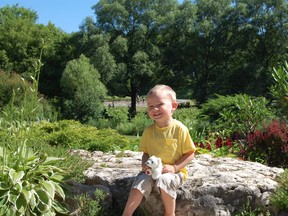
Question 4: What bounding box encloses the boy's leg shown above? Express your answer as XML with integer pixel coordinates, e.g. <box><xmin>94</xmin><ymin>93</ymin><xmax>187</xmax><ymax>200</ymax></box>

<box><xmin>122</xmin><ymin>188</ymin><xmax>144</xmax><ymax>216</ymax></box>
<box><xmin>160</xmin><ymin>188</ymin><xmax>176</xmax><ymax>216</ymax></box>
<box><xmin>156</xmin><ymin>173</ymin><xmax>184</xmax><ymax>216</ymax></box>
<box><xmin>122</xmin><ymin>172</ymin><xmax>154</xmax><ymax>216</ymax></box>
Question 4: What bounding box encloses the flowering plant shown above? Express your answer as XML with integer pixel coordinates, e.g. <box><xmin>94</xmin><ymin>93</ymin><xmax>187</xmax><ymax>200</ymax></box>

<box><xmin>243</xmin><ymin>120</ymin><xmax>288</xmax><ymax>168</ymax></box>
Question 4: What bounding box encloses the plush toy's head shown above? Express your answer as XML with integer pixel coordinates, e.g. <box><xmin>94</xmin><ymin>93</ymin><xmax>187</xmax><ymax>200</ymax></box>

<box><xmin>145</xmin><ymin>155</ymin><xmax>162</xmax><ymax>179</ymax></box>
<box><xmin>146</xmin><ymin>155</ymin><xmax>161</xmax><ymax>169</ymax></box>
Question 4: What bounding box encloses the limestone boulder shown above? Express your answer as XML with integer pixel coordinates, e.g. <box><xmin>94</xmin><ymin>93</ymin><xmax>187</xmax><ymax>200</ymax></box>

<box><xmin>70</xmin><ymin>150</ymin><xmax>284</xmax><ymax>216</ymax></box>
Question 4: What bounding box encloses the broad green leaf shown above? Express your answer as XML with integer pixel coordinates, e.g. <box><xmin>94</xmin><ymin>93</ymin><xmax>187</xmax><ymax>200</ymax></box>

<box><xmin>42</xmin><ymin>211</ymin><xmax>56</xmax><ymax>216</ymax></box>
<box><xmin>8</xmin><ymin>193</ymin><xmax>18</xmax><ymax>204</ymax></box>
<box><xmin>0</xmin><ymin>206</ymin><xmax>8</xmax><ymax>216</ymax></box>
<box><xmin>22</xmin><ymin>187</ymin><xmax>32</xmax><ymax>202</ymax></box>
<box><xmin>0</xmin><ymin>194</ymin><xmax>8</xmax><ymax>206</ymax></box>
<box><xmin>0</xmin><ymin>182</ymin><xmax>9</xmax><ymax>190</ymax></box>
<box><xmin>52</xmin><ymin>182</ymin><xmax>65</xmax><ymax>200</ymax></box>
<box><xmin>53</xmin><ymin>200</ymin><xmax>69</xmax><ymax>214</ymax></box>
<box><xmin>29</xmin><ymin>189</ymin><xmax>37</xmax><ymax>209</ymax></box>
<box><xmin>50</xmin><ymin>173</ymin><xmax>65</xmax><ymax>182</ymax></box>
<box><xmin>50</xmin><ymin>165</ymin><xmax>67</xmax><ymax>174</ymax></box>
<box><xmin>9</xmin><ymin>170</ymin><xmax>24</xmax><ymax>185</ymax></box>
<box><xmin>14</xmin><ymin>181</ymin><xmax>23</xmax><ymax>193</ymax></box>
<box><xmin>26</xmin><ymin>154</ymin><xmax>40</xmax><ymax>163</ymax></box>
<box><xmin>5</xmin><ymin>208</ymin><xmax>15</xmax><ymax>216</ymax></box>
<box><xmin>42</xmin><ymin>157</ymin><xmax>65</xmax><ymax>165</ymax></box>
<box><xmin>36</xmin><ymin>190</ymin><xmax>52</xmax><ymax>211</ymax></box>
<box><xmin>41</xmin><ymin>181</ymin><xmax>55</xmax><ymax>199</ymax></box>
<box><xmin>42</xmin><ymin>211</ymin><xmax>55</xmax><ymax>216</ymax></box>
<box><xmin>15</xmin><ymin>193</ymin><xmax>27</xmax><ymax>213</ymax></box>
<box><xmin>0</xmin><ymin>165</ymin><xmax>10</xmax><ymax>173</ymax></box>
<box><xmin>37</xmin><ymin>200</ymin><xmax>50</xmax><ymax>213</ymax></box>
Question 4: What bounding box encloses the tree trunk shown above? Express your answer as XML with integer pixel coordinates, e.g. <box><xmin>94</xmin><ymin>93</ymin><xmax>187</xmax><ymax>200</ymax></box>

<box><xmin>130</xmin><ymin>82</ymin><xmax>137</xmax><ymax>118</ymax></box>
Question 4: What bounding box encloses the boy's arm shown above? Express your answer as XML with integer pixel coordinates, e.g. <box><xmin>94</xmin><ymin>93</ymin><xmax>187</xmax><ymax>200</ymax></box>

<box><xmin>173</xmin><ymin>151</ymin><xmax>195</xmax><ymax>172</ymax></box>
<box><xmin>162</xmin><ymin>151</ymin><xmax>195</xmax><ymax>174</ymax></box>
<box><xmin>141</xmin><ymin>152</ymin><xmax>150</xmax><ymax>172</ymax></box>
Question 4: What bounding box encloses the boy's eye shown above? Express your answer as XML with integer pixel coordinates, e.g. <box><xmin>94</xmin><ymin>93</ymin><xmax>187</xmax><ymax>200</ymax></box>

<box><xmin>148</xmin><ymin>103</ymin><xmax>164</xmax><ymax>110</ymax></box>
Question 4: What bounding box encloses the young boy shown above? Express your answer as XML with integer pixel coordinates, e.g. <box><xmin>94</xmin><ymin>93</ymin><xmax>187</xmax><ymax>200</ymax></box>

<box><xmin>122</xmin><ymin>85</ymin><xmax>196</xmax><ymax>216</ymax></box>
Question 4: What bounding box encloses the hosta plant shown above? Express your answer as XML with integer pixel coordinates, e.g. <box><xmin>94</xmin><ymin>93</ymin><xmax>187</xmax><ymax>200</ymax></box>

<box><xmin>0</xmin><ymin>141</ymin><xmax>69</xmax><ymax>216</ymax></box>
<box><xmin>0</xmin><ymin>46</ymin><xmax>69</xmax><ymax>215</ymax></box>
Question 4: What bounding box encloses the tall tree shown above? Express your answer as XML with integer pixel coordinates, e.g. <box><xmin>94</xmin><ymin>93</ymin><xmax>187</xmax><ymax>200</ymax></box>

<box><xmin>155</xmin><ymin>0</ymin><xmax>197</xmax><ymax>98</ymax></box>
<box><xmin>189</xmin><ymin>0</ymin><xmax>234</xmax><ymax>102</ymax></box>
<box><xmin>0</xmin><ymin>5</ymin><xmax>39</xmax><ymax>73</ymax></box>
<box><xmin>176</xmin><ymin>0</ymin><xmax>288</xmax><ymax>102</ymax></box>
<box><xmin>229</xmin><ymin>0</ymin><xmax>288</xmax><ymax>95</ymax></box>
<box><xmin>90</xmin><ymin>0</ymin><xmax>180</xmax><ymax>116</ymax></box>
<box><xmin>0</xmin><ymin>4</ymin><xmax>69</xmax><ymax>99</ymax></box>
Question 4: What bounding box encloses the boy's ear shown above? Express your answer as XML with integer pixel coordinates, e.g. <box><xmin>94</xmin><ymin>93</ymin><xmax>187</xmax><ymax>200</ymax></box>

<box><xmin>172</xmin><ymin>101</ymin><xmax>178</xmax><ymax>112</ymax></box>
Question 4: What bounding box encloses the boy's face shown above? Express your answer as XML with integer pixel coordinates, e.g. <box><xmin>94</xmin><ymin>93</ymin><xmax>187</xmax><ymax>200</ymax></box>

<box><xmin>146</xmin><ymin>91</ymin><xmax>178</xmax><ymax>127</ymax></box>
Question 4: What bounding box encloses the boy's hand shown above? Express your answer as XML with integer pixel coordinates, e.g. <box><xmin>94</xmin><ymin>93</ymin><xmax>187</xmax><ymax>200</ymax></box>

<box><xmin>162</xmin><ymin>164</ymin><xmax>177</xmax><ymax>174</ymax></box>
<box><xmin>141</xmin><ymin>163</ymin><xmax>150</xmax><ymax>172</ymax></box>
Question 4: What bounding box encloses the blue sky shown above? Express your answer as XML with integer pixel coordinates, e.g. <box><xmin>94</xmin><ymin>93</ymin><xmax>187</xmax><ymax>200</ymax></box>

<box><xmin>0</xmin><ymin>0</ymin><xmax>184</xmax><ymax>33</ymax></box>
<box><xmin>0</xmin><ymin>0</ymin><xmax>99</xmax><ymax>33</ymax></box>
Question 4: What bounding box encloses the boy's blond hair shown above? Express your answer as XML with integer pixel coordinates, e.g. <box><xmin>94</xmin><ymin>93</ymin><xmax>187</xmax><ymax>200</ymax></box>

<box><xmin>147</xmin><ymin>85</ymin><xmax>177</xmax><ymax>102</ymax></box>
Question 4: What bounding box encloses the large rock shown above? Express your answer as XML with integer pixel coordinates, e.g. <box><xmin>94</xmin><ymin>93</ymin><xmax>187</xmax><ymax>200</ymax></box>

<box><xmin>71</xmin><ymin>150</ymin><xmax>284</xmax><ymax>216</ymax></box>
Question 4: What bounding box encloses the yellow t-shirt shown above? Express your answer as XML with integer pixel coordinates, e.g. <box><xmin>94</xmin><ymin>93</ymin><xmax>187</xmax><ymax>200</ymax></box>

<box><xmin>139</xmin><ymin>119</ymin><xmax>196</xmax><ymax>180</ymax></box>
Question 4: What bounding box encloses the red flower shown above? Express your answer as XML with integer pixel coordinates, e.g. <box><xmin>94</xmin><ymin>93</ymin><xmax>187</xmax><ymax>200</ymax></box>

<box><xmin>206</xmin><ymin>142</ymin><xmax>212</xmax><ymax>151</ymax></box>
<box><xmin>225</xmin><ymin>138</ymin><xmax>233</xmax><ymax>147</ymax></box>
<box><xmin>215</xmin><ymin>137</ymin><xmax>222</xmax><ymax>148</ymax></box>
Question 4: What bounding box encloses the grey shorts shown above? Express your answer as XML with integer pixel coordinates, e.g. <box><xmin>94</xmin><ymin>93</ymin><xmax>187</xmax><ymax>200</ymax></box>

<box><xmin>131</xmin><ymin>171</ymin><xmax>184</xmax><ymax>200</ymax></box>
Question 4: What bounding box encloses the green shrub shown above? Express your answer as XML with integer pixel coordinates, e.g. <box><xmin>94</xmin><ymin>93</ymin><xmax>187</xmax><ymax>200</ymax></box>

<box><xmin>88</xmin><ymin>128</ymin><xmax>130</xmax><ymax>152</ymax></box>
<box><xmin>173</xmin><ymin>107</ymin><xmax>206</xmax><ymax>143</ymax></box>
<box><xmin>270</xmin><ymin>169</ymin><xmax>288</xmax><ymax>211</ymax></box>
<box><xmin>94</xmin><ymin>106</ymin><xmax>129</xmax><ymax>129</ymax></box>
<box><xmin>130</xmin><ymin>112</ymin><xmax>153</xmax><ymax>137</ymax></box>
<box><xmin>78</xmin><ymin>189</ymin><xmax>107</xmax><ymax>216</ymax></box>
<box><xmin>60</xmin><ymin>55</ymin><xmax>107</xmax><ymax>123</ymax></box>
<box><xmin>116</xmin><ymin>122</ymin><xmax>135</xmax><ymax>135</ymax></box>
<box><xmin>103</xmin><ymin>107</ymin><xmax>129</xmax><ymax>128</ymax></box>
<box><xmin>33</xmin><ymin>120</ymin><xmax>132</xmax><ymax>152</ymax></box>
<box><xmin>25</xmin><ymin>138</ymin><xmax>92</xmax><ymax>184</ymax></box>
<box><xmin>125</xmin><ymin>136</ymin><xmax>141</xmax><ymax>151</ymax></box>
<box><xmin>174</xmin><ymin>108</ymin><xmax>200</xmax><ymax>130</ymax></box>
<box><xmin>233</xmin><ymin>200</ymin><xmax>270</xmax><ymax>216</ymax></box>
<box><xmin>269</xmin><ymin>61</ymin><xmax>288</xmax><ymax>118</ymax></box>
<box><xmin>0</xmin><ymin>54</ymin><xmax>70</xmax><ymax>215</ymax></box>
<box><xmin>0</xmin><ymin>71</ymin><xmax>57</xmax><ymax>123</ymax></box>
<box><xmin>199</xmin><ymin>94</ymin><xmax>274</xmax><ymax>137</ymax></box>
<box><xmin>96</xmin><ymin>107</ymin><xmax>153</xmax><ymax>136</ymax></box>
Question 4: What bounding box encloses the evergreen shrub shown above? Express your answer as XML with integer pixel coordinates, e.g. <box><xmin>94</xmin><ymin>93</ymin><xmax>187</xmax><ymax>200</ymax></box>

<box><xmin>33</xmin><ymin>120</ymin><xmax>132</xmax><ymax>152</ymax></box>
<box><xmin>94</xmin><ymin>107</ymin><xmax>129</xmax><ymax>129</ymax></box>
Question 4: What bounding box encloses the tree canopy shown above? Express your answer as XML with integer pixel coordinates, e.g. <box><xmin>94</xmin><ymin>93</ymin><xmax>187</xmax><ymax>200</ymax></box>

<box><xmin>0</xmin><ymin>0</ymin><xmax>287</xmax><ymax>120</ymax></box>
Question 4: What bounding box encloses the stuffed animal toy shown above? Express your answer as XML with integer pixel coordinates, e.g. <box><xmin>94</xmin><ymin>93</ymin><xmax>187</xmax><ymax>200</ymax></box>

<box><xmin>145</xmin><ymin>155</ymin><xmax>162</xmax><ymax>180</ymax></box>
